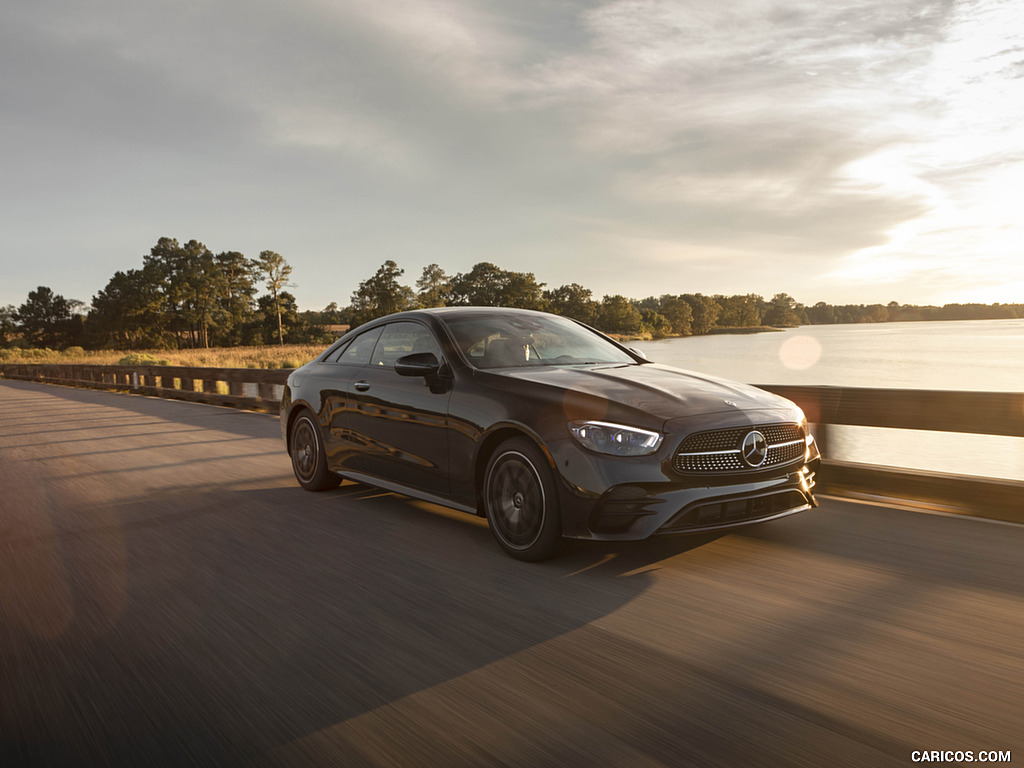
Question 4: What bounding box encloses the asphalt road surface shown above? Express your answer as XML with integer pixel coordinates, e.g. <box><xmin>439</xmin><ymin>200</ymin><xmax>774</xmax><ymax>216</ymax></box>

<box><xmin>1</xmin><ymin>379</ymin><xmax>1021</xmax><ymax>767</ymax></box>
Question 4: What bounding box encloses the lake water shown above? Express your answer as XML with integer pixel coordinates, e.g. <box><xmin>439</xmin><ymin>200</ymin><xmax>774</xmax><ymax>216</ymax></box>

<box><xmin>630</xmin><ymin>319</ymin><xmax>1024</xmax><ymax>482</ymax></box>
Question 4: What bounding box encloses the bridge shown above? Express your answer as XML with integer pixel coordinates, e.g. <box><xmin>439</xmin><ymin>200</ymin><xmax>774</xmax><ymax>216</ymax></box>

<box><xmin>0</xmin><ymin>375</ymin><xmax>1020</xmax><ymax>765</ymax></box>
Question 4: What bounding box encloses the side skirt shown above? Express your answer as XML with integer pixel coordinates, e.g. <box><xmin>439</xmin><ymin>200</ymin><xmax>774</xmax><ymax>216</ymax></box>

<box><xmin>337</xmin><ymin>471</ymin><xmax>479</xmax><ymax>516</ymax></box>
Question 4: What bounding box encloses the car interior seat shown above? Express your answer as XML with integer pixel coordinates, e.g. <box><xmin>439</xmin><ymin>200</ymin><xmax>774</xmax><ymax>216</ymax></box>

<box><xmin>482</xmin><ymin>337</ymin><xmax>528</xmax><ymax>367</ymax></box>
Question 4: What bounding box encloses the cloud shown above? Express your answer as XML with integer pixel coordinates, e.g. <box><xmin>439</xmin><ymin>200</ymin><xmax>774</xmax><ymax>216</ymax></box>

<box><xmin>1</xmin><ymin>0</ymin><xmax>1021</xmax><ymax>310</ymax></box>
<box><xmin>524</xmin><ymin>0</ymin><xmax>949</xmax><ymax>149</ymax></box>
<box><xmin>319</xmin><ymin>0</ymin><xmax>524</xmax><ymax>100</ymax></box>
<box><xmin>457</xmin><ymin>1</ymin><xmax>954</xmax><ymax>279</ymax></box>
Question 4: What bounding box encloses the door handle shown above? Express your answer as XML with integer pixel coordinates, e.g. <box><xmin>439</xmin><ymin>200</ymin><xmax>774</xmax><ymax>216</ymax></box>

<box><xmin>354</xmin><ymin>381</ymin><xmax>371</xmax><ymax>392</ymax></box>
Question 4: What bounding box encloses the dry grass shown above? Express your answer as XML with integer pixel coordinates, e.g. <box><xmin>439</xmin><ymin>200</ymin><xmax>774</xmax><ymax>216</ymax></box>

<box><xmin>0</xmin><ymin>344</ymin><xmax>329</xmax><ymax>369</ymax></box>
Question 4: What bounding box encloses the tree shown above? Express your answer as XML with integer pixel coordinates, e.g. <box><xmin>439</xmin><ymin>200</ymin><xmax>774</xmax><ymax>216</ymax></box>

<box><xmin>544</xmin><ymin>283</ymin><xmax>598</xmax><ymax>325</ymax></box>
<box><xmin>447</xmin><ymin>263</ymin><xmax>546</xmax><ymax>309</ymax></box>
<box><xmin>88</xmin><ymin>266</ymin><xmax>165</xmax><ymax>348</ymax></box>
<box><xmin>14</xmin><ymin>286</ymin><xmax>83</xmax><ymax>349</ymax></box>
<box><xmin>794</xmin><ymin>300</ymin><xmax>810</xmax><ymax>325</ymax></box>
<box><xmin>257</xmin><ymin>250</ymin><xmax>294</xmax><ymax>346</ymax></box>
<box><xmin>501</xmin><ymin>270</ymin><xmax>548</xmax><ymax>311</ymax></box>
<box><xmin>681</xmin><ymin>294</ymin><xmax>719</xmax><ymax>335</ymax></box>
<box><xmin>597</xmin><ymin>295</ymin><xmax>643</xmax><ymax>335</ymax></box>
<box><xmin>351</xmin><ymin>260</ymin><xmax>415</xmax><ymax>326</ymax></box>
<box><xmin>762</xmin><ymin>293</ymin><xmax>801</xmax><ymax>327</ymax></box>
<box><xmin>320</xmin><ymin>302</ymin><xmax>344</xmax><ymax>324</ymax></box>
<box><xmin>142</xmin><ymin>237</ymin><xmax>230</xmax><ymax>348</ymax></box>
<box><xmin>806</xmin><ymin>301</ymin><xmax>836</xmax><ymax>324</ymax></box>
<box><xmin>657</xmin><ymin>295</ymin><xmax>693</xmax><ymax>336</ymax></box>
<box><xmin>0</xmin><ymin>305</ymin><xmax>18</xmax><ymax>348</ymax></box>
<box><xmin>215</xmin><ymin>251</ymin><xmax>259</xmax><ymax>346</ymax></box>
<box><xmin>448</xmin><ymin>263</ymin><xmax>504</xmax><ymax>306</ymax></box>
<box><xmin>250</xmin><ymin>291</ymin><xmax>331</xmax><ymax>345</ymax></box>
<box><xmin>179</xmin><ymin>241</ymin><xmax>226</xmax><ymax>348</ymax></box>
<box><xmin>862</xmin><ymin>304</ymin><xmax>890</xmax><ymax>323</ymax></box>
<box><xmin>716</xmin><ymin>294</ymin><xmax>762</xmax><ymax>327</ymax></box>
<box><xmin>640</xmin><ymin>308</ymin><xmax>672</xmax><ymax>338</ymax></box>
<box><xmin>416</xmin><ymin>264</ymin><xmax>450</xmax><ymax>308</ymax></box>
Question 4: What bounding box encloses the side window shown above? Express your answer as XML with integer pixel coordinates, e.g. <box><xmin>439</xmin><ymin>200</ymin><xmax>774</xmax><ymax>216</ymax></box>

<box><xmin>333</xmin><ymin>327</ymin><xmax>383</xmax><ymax>366</ymax></box>
<box><xmin>324</xmin><ymin>340</ymin><xmax>351</xmax><ymax>363</ymax></box>
<box><xmin>371</xmin><ymin>322</ymin><xmax>442</xmax><ymax>368</ymax></box>
<box><xmin>465</xmin><ymin>334</ymin><xmax>496</xmax><ymax>361</ymax></box>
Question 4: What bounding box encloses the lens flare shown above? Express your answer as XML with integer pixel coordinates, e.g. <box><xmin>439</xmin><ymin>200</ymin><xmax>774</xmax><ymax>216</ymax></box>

<box><xmin>779</xmin><ymin>335</ymin><xmax>822</xmax><ymax>371</ymax></box>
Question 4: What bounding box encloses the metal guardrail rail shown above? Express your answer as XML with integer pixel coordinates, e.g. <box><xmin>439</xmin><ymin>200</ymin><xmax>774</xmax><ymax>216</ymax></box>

<box><xmin>757</xmin><ymin>385</ymin><xmax>1024</xmax><ymax>438</ymax></box>
<box><xmin>2</xmin><ymin>365</ymin><xmax>1021</xmax><ymax>522</ymax></box>
<box><xmin>758</xmin><ymin>384</ymin><xmax>1024</xmax><ymax>523</ymax></box>
<box><xmin>0</xmin><ymin>363</ymin><xmax>291</xmax><ymax>412</ymax></box>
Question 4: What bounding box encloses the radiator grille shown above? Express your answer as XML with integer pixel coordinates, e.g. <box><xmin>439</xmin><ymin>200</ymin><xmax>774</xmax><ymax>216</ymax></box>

<box><xmin>674</xmin><ymin>423</ymin><xmax>804</xmax><ymax>473</ymax></box>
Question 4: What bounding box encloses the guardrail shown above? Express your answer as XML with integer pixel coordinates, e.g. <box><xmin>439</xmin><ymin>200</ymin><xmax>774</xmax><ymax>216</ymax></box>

<box><xmin>759</xmin><ymin>385</ymin><xmax>1024</xmax><ymax>523</ymax></box>
<box><xmin>0</xmin><ymin>363</ymin><xmax>291</xmax><ymax>413</ymax></box>
<box><xmin>2</xmin><ymin>365</ymin><xmax>1021</xmax><ymax>522</ymax></box>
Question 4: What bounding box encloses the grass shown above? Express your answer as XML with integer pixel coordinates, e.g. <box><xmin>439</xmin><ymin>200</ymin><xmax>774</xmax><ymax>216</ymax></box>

<box><xmin>0</xmin><ymin>344</ymin><xmax>327</xmax><ymax>369</ymax></box>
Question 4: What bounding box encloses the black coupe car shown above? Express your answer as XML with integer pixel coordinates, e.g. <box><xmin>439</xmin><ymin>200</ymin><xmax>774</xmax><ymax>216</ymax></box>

<box><xmin>282</xmin><ymin>307</ymin><xmax>819</xmax><ymax>560</ymax></box>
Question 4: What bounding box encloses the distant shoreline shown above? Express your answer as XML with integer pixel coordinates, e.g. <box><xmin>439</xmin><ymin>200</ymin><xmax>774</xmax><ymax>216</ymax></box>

<box><xmin>706</xmin><ymin>325</ymin><xmax>787</xmax><ymax>335</ymax></box>
<box><xmin>608</xmin><ymin>325</ymin><xmax>786</xmax><ymax>342</ymax></box>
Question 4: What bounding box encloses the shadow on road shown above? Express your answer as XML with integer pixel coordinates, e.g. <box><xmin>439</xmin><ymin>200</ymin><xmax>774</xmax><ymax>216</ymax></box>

<box><xmin>5</xmin><ymin>380</ymin><xmax>1022</xmax><ymax>766</ymax></box>
<box><xmin>1</xmin><ymin>386</ymin><xmax>722</xmax><ymax>766</ymax></box>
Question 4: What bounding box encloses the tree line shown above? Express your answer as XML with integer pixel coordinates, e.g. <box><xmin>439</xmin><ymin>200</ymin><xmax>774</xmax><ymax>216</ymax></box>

<box><xmin>2</xmin><ymin>241</ymin><xmax>1023</xmax><ymax>351</ymax></box>
<box><xmin>1</xmin><ymin>238</ymin><xmax>332</xmax><ymax>350</ymax></box>
<box><xmin>320</xmin><ymin>259</ymin><xmax>1024</xmax><ymax>337</ymax></box>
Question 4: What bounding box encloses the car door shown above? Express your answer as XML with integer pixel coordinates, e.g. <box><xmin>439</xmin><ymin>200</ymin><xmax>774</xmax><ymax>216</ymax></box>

<box><xmin>315</xmin><ymin>326</ymin><xmax>384</xmax><ymax>466</ymax></box>
<box><xmin>341</xmin><ymin>321</ymin><xmax>454</xmax><ymax>495</ymax></box>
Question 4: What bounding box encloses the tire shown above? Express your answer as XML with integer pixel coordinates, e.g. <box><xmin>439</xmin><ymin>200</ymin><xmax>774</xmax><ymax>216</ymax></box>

<box><xmin>484</xmin><ymin>437</ymin><xmax>563</xmax><ymax>561</ymax></box>
<box><xmin>289</xmin><ymin>411</ymin><xmax>341</xmax><ymax>492</ymax></box>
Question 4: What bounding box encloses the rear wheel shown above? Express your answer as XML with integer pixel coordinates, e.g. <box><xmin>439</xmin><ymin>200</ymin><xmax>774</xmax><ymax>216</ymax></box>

<box><xmin>484</xmin><ymin>438</ymin><xmax>563</xmax><ymax>561</ymax></box>
<box><xmin>290</xmin><ymin>411</ymin><xmax>341</xmax><ymax>492</ymax></box>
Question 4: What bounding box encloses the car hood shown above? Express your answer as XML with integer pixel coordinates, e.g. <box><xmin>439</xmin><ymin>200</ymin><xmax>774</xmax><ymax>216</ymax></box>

<box><xmin>494</xmin><ymin>363</ymin><xmax>796</xmax><ymax>425</ymax></box>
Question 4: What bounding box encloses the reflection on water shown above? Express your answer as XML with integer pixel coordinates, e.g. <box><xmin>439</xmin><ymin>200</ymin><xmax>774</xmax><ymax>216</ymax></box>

<box><xmin>632</xmin><ymin>319</ymin><xmax>1024</xmax><ymax>481</ymax></box>
<box><xmin>827</xmin><ymin>428</ymin><xmax>1023</xmax><ymax>482</ymax></box>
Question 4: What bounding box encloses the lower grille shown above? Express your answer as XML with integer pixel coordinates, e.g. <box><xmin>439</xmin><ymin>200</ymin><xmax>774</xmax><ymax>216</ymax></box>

<box><xmin>660</xmin><ymin>490</ymin><xmax>808</xmax><ymax>533</ymax></box>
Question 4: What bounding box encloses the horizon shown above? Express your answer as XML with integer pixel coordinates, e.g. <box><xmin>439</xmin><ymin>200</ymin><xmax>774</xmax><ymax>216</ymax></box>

<box><xmin>6</xmin><ymin>252</ymin><xmax>1024</xmax><ymax>318</ymax></box>
<box><xmin>2</xmin><ymin>1</ymin><xmax>1022</xmax><ymax>309</ymax></box>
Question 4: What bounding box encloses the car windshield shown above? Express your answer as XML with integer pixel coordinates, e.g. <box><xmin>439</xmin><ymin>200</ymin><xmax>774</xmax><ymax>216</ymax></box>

<box><xmin>443</xmin><ymin>313</ymin><xmax>638</xmax><ymax>370</ymax></box>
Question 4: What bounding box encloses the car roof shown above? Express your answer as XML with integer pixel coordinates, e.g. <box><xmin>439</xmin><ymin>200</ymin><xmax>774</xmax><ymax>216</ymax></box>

<box><xmin>399</xmin><ymin>306</ymin><xmax>554</xmax><ymax>318</ymax></box>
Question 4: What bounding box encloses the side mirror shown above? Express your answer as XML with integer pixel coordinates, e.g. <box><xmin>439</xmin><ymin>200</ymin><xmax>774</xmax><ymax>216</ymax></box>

<box><xmin>628</xmin><ymin>347</ymin><xmax>648</xmax><ymax>361</ymax></box>
<box><xmin>395</xmin><ymin>352</ymin><xmax>441</xmax><ymax>378</ymax></box>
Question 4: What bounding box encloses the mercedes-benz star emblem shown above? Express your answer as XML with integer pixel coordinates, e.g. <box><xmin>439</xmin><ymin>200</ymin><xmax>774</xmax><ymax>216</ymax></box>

<box><xmin>740</xmin><ymin>430</ymin><xmax>768</xmax><ymax>467</ymax></box>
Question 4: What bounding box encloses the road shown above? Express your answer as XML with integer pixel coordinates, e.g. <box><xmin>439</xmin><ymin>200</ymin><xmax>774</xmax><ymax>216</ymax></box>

<box><xmin>1</xmin><ymin>379</ymin><xmax>1021</xmax><ymax>767</ymax></box>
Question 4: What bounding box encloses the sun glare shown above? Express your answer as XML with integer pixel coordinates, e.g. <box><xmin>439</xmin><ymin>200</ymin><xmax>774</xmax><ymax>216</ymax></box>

<box><xmin>779</xmin><ymin>335</ymin><xmax>822</xmax><ymax>371</ymax></box>
<box><xmin>831</xmin><ymin>0</ymin><xmax>1024</xmax><ymax>299</ymax></box>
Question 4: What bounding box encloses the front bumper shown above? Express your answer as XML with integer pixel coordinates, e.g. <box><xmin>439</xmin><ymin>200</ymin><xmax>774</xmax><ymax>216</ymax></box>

<box><xmin>548</xmin><ymin>435</ymin><xmax>820</xmax><ymax>541</ymax></box>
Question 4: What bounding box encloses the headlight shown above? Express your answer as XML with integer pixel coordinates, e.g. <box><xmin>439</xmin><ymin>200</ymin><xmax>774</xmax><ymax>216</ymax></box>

<box><xmin>568</xmin><ymin>421</ymin><xmax>663</xmax><ymax>456</ymax></box>
<box><xmin>802</xmin><ymin>418</ymin><xmax>818</xmax><ymax>460</ymax></box>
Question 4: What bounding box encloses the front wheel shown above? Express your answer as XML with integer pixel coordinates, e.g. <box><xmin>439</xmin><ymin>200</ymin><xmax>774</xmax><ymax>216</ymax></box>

<box><xmin>484</xmin><ymin>438</ymin><xmax>563</xmax><ymax>561</ymax></box>
<box><xmin>289</xmin><ymin>411</ymin><xmax>341</xmax><ymax>492</ymax></box>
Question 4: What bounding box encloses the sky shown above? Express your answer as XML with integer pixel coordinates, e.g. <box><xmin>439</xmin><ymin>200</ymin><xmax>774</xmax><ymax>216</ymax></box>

<box><xmin>2</xmin><ymin>0</ymin><xmax>1022</xmax><ymax>312</ymax></box>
